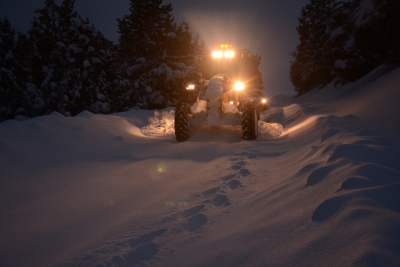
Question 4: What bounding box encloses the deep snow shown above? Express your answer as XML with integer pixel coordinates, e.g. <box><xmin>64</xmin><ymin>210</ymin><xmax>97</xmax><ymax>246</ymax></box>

<box><xmin>1</xmin><ymin>66</ymin><xmax>400</xmax><ymax>267</ymax></box>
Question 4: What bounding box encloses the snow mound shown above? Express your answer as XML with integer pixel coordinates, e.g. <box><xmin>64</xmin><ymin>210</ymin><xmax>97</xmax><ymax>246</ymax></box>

<box><xmin>258</xmin><ymin>121</ymin><xmax>283</xmax><ymax>138</ymax></box>
<box><xmin>140</xmin><ymin>109</ymin><xmax>283</xmax><ymax>140</ymax></box>
<box><xmin>140</xmin><ymin>110</ymin><xmax>175</xmax><ymax>138</ymax></box>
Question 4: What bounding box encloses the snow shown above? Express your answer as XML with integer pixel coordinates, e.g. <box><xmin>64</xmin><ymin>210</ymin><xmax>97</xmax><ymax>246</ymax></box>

<box><xmin>83</xmin><ymin>59</ymin><xmax>91</xmax><ymax>69</ymax></box>
<box><xmin>354</xmin><ymin>0</ymin><xmax>376</xmax><ymax>27</ymax></box>
<box><xmin>78</xmin><ymin>34</ymin><xmax>90</xmax><ymax>45</ymax></box>
<box><xmin>204</xmin><ymin>74</ymin><xmax>225</xmax><ymax>126</ymax></box>
<box><xmin>91</xmin><ymin>57</ymin><xmax>101</xmax><ymax>64</ymax></box>
<box><xmin>5</xmin><ymin>50</ymin><xmax>14</xmax><ymax>59</ymax></box>
<box><xmin>335</xmin><ymin>59</ymin><xmax>348</xmax><ymax>69</ymax></box>
<box><xmin>1</xmin><ymin>66</ymin><xmax>400</xmax><ymax>267</ymax></box>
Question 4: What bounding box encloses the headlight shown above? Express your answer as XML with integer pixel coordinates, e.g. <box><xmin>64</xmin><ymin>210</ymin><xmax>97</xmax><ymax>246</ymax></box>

<box><xmin>186</xmin><ymin>83</ymin><xmax>196</xmax><ymax>90</ymax></box>
<box><xmin>212</xmin><ymin>50</ymin><xmax>223</xmax><ymax>58</ymax></box>
<box><xmin>224</xmin><ymin>50</ymin><xmax>235</xmax><ymax>58</ymax></box>
<box><xmin>233</xmin><ymin>81</ymin><xmax>245</xmax><ymax>91</ymax></box>
<box><xmin>212</xmin><ymin>49</ymin><xmax>235</xmax><ymax>58</ymax></box>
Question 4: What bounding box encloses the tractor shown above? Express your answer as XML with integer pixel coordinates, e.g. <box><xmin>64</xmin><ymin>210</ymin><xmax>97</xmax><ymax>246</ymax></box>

<box><xmin>174</xmin><ymin>44</ymin><xmax>268</xmax><ymax>142</ymax></box>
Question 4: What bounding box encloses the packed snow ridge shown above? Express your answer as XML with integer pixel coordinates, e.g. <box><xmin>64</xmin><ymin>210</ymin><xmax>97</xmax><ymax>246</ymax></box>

<box><xmin>139</xmin><ymin>110</ymin><xmax>283</xmax><ymax>139</ymax></box>
<box><xmin>0</xmin><ymin>65</ymin><xmax>400</xmax><ymax>267</ymax></box>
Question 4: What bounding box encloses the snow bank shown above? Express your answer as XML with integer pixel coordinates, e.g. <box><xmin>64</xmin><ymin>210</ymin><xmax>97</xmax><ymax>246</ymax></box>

<box><xmin>140</xmin><ymin>110</ymin><xmax>175</xmax><ymax>138</ymax></box>
<box><xmin>139</xmin><ymin>108</ymin><xmax>283</xmax><ymax>140</ymax></box>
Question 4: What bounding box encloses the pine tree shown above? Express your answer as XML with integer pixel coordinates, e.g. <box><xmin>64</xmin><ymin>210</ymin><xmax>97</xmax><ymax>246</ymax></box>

<box><xmin>246</xmin><ymin>53</ymin><xmax>264</xmax><ymax>90</ymax></box>
<box><xmin>290</xmin><ymin>0</ymin><xmax>339</xmax><ymax>96</ymax></box>
<box><xmin>353</xmin><ymin>0</ymin><xmax>400</xmax><ymax>67</ymax></box>
<box><xmin>15</xmin><ymin>32</ymin><xmax>46</xmax><ymax>118</ymax></box>
<box><xmin>330</xmin><ymin>0</ymin><xmax>364</xmax><ymax>85</ymax></box>
<box><xmin>330</xmin><ymin>0</ymin><xmax>400</xmax><ymax>85</ymax></box>
<box><xmin>0</xmin><ymin>17</ymin><xmax>28</xmax><ymax>121</ymax></box>
<box><xmin>28</xmin><ymin>0</ymin><xmax>62</xmax><ymax>114</ymax></box>
<box><xmin>292</xmin><ymin>0</ymin><xmax>400</xmax><ymax>93</ymax></box>
<box><xmin>26</xmin><ymin>0</ymin><xmax>116</xmax><ymax>116</ymax></box>
<box><xmin>117</xmin><ymin>0</ymin><xmax>203</xmax><ymax>109</ymax></box>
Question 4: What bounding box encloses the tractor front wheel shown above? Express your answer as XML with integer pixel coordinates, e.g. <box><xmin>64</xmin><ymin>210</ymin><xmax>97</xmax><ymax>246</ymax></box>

<box><xmin>241</xmin><ymin>102</ymin><xmax>258</xmax><ymax>140</ymax></box>
<box><xmin>175</xmin><ymin>103</ymin><xmax>190</xmax><ymax>142</ymax></box>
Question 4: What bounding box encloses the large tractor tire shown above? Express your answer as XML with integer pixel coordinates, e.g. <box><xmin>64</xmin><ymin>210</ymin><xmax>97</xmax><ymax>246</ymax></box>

<box><xmin>241</xmin><ymin>102</ymin><xmax>258</xmax><ymax>140</ymax></box>
<box><xmin>175</xmin><ymin>103</ymin><xmax>190</xmax><ymax>142</ymax></box>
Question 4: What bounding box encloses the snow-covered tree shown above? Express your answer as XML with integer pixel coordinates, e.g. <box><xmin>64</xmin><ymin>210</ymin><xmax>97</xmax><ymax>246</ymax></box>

<box><xmin>291</xmin><ymin>0</ymin><xmax>400</xmax><ymax>95</ymax></box>
<box><xmin>290</xmin><ymin>0</ymin><xmax>340</xmax><ymax>96</ymax></box>
<box><xmin>0</xmin><ymin>17</ymin><xmax>18</xmax><ymax>120</ymax></box>
<box><xmin>327</xmin><ymin>0</ymin><xmax>363</xmax><ymax>85</ymax></box>
<box><xmin>117</xmin><ymin>0</ymin><xmax>203</xmax><ymax>109</ymax></box>
<box><xmin>343</xmin><ymin>0</ymin><xmax>400</xmax><ymax>80</ymax></box>
<box><xmin>1</xmin><ymin>0</ymin><xmax>205</xmax><ymax>121</ymax></box>
<box><xmin>0</xmin><ymin>18</ymin><xmax>29</xmax><ymax>121</ymax></box>
<box><xmin>27</xmin><ymin>0</ymin><xmax>115</xmax><ymax>116</ymax></box>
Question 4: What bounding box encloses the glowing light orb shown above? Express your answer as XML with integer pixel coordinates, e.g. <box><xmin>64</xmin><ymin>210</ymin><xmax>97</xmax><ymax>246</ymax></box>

<box><xmin>157</xmin><ymin>162</ymin><xmax>167</xmax><ymax>173</ymax></box>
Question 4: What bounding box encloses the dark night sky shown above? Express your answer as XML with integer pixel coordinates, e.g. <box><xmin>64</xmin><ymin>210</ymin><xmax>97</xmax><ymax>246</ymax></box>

<box><xmin>0</xmin><ymin>0</ymin><xmax>309</xmax><ymax>94</ymax></box>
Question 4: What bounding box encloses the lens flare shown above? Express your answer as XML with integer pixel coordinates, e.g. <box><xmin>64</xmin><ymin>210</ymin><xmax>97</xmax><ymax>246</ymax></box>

<box><xmin>157</xmin><ymin>162</ymin><xmax>166</xmax><ymax>173</ymax></box>
<box><xmin>165</xmin><ymin>200</ymin><xmax>188</xmax><ymax>207</ymax></box>
<box><xmin>233</xmin><ymin>81</ymin><xmax>245</xmax><ymax>91</ymax></box>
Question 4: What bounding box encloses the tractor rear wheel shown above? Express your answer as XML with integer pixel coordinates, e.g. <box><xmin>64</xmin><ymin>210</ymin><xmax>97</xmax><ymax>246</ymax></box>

<box><xmin>241</xmin><ymin>102</ymin><xmax>258</xmax><ymax>140</ymax></box>
<box><xmin>175</xmin><ymin>104</ymin><xmax>190</xmax><ymax>142</ymax></box>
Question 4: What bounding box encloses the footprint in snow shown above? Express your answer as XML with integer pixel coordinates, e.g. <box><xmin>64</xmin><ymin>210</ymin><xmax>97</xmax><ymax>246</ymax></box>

<box><xmin>229</xmin><ymin>157</ymin><xmax>244</xmax><ymax>162</ymax></box>
<box><xmin>109</xmin><ymin>228</ymin><xmax>168</xmax><ymax>267</ymax></box>
<box><xmin>220</xmin><ymin>173</ymin><xmax>237</xmax><ymax>181</ymax></box>
<box><xmin>231</xmin><ymin>160</ymin><xmax>246</xmax><ymax>169</ymax></box>
<box><xmin>210</xmin><ymin>194</ymin><xmax>230</xmax><ymax>207</ymax></box>
<box><xmin>176</xmin><ymin>204</ymin><xmax>208</xmax><ymax>232</ymax></box>
<box><xmin>239</xmin><ymin>168</ymin><xmax>252</xmax><ymax>177</ymax></box>
<box><xmin>181</xmin><ymin>213</ymin><xmax>208</xmax><ymax>232</ymax></box>
<box><xmin>201</xmin><ymin>186</ymin><xmax>224</xmax><ymax>197</ymax></box>
<box><xmin>179</xmin><ymin>205</ymin><xmax>205</xmax><ymax>218</ymax></box>
<box><xmin>226</xmin><ymin>179</ymin><xmax>243</xmax><ymax>190</ymax></box>
<box><xmin>122</xmin><ymin>242</ymin><xmax>160</xmax><ymax>267</ymax></box>
<box><xmin>231</xmin><ymin>164</ymin><xmax>243</xmax><ymax>171</ymax></box>
<box><xmin>127</xmin><ymin>228</ymin><xmax>168</xmax><ymax>248</ymax></box>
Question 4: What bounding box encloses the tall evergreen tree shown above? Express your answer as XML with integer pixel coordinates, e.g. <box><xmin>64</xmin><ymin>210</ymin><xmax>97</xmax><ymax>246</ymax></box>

<box><xmin>330</xmin><ymin>0</ymin><xmax>364</xmax><ymax>85</ymax></box>
<box><xmin>290</xmin><ymin>0</ymin><xmax>339</xmax><ymax>96</ymax></box>
<box><xmin>26</xmin><ymin>0</ymin><xmax>115</xmax><ymax>116</ymax></box>
<box><xmin>353</xmin><ymin>0</ymin><xmax>400</xmax><ymax>68</ymax></box>
<box><xmin>117</xmin><ymin>0</ymin><xmax>203</xmax><ymax>109</ymax></box>
<box><xmin>291</xmin><ymin>0</ymin><xmax>400</xmax><ymax>95</ymax></box>
<box><xmin>1</xmin><ymin>0</ymin><xmax>205</xmax><ymax>121</ymax></box>
<box><xmin>0</xmin><ymin>17</ymin><xmax>29</xmax><ymax>121</ymax></box>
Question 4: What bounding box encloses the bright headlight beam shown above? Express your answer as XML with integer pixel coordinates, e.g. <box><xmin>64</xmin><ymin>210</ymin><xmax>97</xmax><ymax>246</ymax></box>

<box><xmin>212</xmin><ymin>49</ymin><xmax>235</xmax><ymax>59</ymax></box>
<box><xmin>224</xmin><ymin>50</ymin><xmax>235</xmax><ymax>58</ymax></box>
<box><xmin>212</xmin><ymin>50</ymin><xmax>223</xmax><ymax>58</ymax></box>
<box><xmin>233</xmin><ymin>81</ymin><xmax>245</xmax><ymax>91</ymax></box>
<box><xmin>186</xmin><ymin>83</ymin><xmax>196</xmax><ymax>90</ymax></box>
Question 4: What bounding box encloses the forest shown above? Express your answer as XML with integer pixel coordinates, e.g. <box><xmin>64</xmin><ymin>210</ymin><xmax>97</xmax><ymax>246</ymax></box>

<box><xmin>0</xmin><ymin>0</ymin><xmax>263</xmax><ymax>122</ymax></box>
<box><xmin>290</xmin><ymin>0</ymin><xmax>400</xmax><ymax>96</ymax></box>
<box><xmin>2</xmin><ymin>0</ymin><xmax>398</xmax><ymax>122</ymax></box>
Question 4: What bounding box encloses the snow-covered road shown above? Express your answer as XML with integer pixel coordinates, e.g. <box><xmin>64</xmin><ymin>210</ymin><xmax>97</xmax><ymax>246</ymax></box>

<box><xmin>1</xmin><ymin>66</ymin><xmax>400</xmax><ymax>267</ymax></box>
